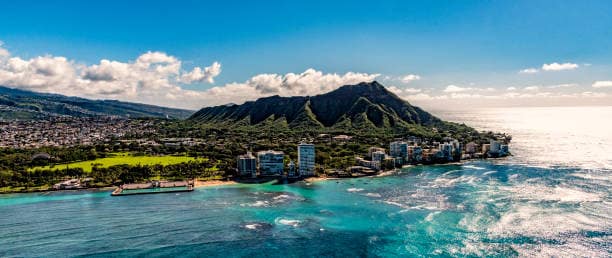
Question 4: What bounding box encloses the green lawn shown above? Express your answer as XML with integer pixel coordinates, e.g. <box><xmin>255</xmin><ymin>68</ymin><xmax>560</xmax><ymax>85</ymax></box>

<box><xmin>28</xmin><ymin>153</ymin><xmax>201</xmax><ymax>172</ymax></box>
<box><xmin>0</xmin><ymin>185</ymin><xmax>51</xmax><ymax>193</ymax></box>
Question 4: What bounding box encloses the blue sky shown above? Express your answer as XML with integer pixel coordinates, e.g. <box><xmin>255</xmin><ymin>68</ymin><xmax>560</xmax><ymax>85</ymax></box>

<box><xmin>0</xmin><ymin>0</ymin><xmax>611</xmax><ymax>108</ymax></box>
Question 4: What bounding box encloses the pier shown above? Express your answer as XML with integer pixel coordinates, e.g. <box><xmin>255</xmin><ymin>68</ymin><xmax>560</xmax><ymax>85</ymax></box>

<box><xmin>111</xmin><ymin>180</ymin><xmax>194</xmax><ymax>196</ymax></box>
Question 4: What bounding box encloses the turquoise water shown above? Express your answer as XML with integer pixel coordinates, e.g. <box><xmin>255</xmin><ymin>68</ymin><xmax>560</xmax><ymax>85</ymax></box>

<box><xmin>1</xmin><ymin>107</ymin><xmax>611</xmax><ymax>257</ymax></box>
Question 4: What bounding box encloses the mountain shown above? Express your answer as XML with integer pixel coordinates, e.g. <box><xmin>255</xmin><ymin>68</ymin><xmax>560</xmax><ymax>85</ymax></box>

<box><xmin>189</xmin><ymin>81</ymin><xmax>469</xmax><ymax>135</ymax></box>
<box><xmin>0</xmin><ymin>86</ymin><xmax>193</xmax><ymax>120</ymax></box>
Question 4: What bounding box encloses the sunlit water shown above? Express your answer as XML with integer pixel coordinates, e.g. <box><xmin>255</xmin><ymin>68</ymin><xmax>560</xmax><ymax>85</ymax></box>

<box><xmin>1</xmin><ymin>107</ymin><xmax>610</xmax><ymax>257</ymax></box>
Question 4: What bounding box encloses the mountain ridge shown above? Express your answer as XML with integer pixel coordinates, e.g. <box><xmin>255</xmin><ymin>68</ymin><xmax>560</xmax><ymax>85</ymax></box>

<box><xmin>189</xmin><ymin>81</ymin><xmax>464</xmax><ymax>135</ymax></box>
<box><xmin>0</xmin><ymin>86</ymin><xmax>194</xmax><ymax>120</ymax></box>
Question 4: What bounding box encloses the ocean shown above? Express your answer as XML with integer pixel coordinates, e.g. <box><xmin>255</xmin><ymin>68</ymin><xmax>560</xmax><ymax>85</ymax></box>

<box><xmin>1</xmin><ymin>106</ymin><xmax>610</xmax><ymax>257</ymax></box>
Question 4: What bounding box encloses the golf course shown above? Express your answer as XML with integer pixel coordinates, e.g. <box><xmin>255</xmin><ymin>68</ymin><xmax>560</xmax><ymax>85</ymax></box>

<box><xmin>28</xmin><ymin>153</ymin><xmax>201</xmax><ymax>172</ymax></box>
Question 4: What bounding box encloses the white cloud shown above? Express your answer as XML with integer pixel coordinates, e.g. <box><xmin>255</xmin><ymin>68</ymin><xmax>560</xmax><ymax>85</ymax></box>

<box><xmin>179</xmin><ymin>62</ymin><xmax>221</xmax><ymax>83</ymax></box>
<box><xmin>1</xmin><ymin>41</ymin><xmax>606</xmax><ymax>110</ymax></box>
<box><xmin>0</xmin><ymin>43</ymin><xmax>236</xmax><ymax>108</ymax></box>
<box><xmin>592</xmin><ymin>81</ymin><xmax>612</xmax><ymax>88</ymax></box>
<box><xmin>403</xmin><ymin>93</ymin><xmax>440</xmax><ymax>101</ymax></box>
<box><xmin>443</xmin><ymin>85</ymin><xmax>473</xmax><ymax>93</ymax></box>
<box><xmin>386</xmin><ymin>86</ymin><xmax>403</xmax><ymax>95</ymax></box>
<box><xmin>541</xmin><ymin>62</ymin><xmax>579</xmax><ymax>71</ymax></box>
<box><xmin>0</xmin><ymin>42</ymin><xmax>379</xmax><ymax>109</ymax></box>
<box><xmin>205</xmin><ymin>69</ymin><xmax>379</xmax><ymax>104</ymax></box>
<box><xmin>441</xmin><ymin>85</ymin><xmax>500</xmax><ymax>94</ymax></box>
<box><xmin>397</xmin><ymin>82</ymin><xmax>611</xmax><ymax>109</ymax></box>
<box><xmin>400</xmin><ymin>74</ymin><xmax>421</xmax><ymax>83</ymax></box>
<box><xmin>547</xmin><ymin>83</ymin><xmax>577</xmax><ymax>89</ymax></box>
<box><xmin>519</xmin><ymin>62</ymin><xmax>579</xmax><ymax>74</ymax></box>
<box><xmin>404</xmin><ymin>87</ymin><xmax>422</xmax><ymax>94</ymax></box>
<box><xmin>405</xmin><ymin>90</ymin><xmax>608</xmax><ymax>102</ymax></box>
<box><xmin>387</xmin><ymin>85</ymin><xmax>422</xmax><ymax>95</ymax></box>
<box><xmin>0</xmin><ymin>47</ymin><xmax>221</xmax><ymax>96</ymax></box>
<box><xmin>0</xmin><ymin>55</ymin><xmax>77</xmax><ymax>92</ymax></box>
<box><xmin>581</xmin><ymin>91</ymin><xmax>607</xmax><ymax>97</ymax></box>
<box><xmin>519</xmin><ymin>68</ymin><xmax>539</xmax><ymax>74</ymax></box>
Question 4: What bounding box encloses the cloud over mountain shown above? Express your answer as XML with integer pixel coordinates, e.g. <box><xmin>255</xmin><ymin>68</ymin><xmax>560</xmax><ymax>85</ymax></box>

<box><xmin>0</xmin><ymin>42</ymin><xmax>379</xmax><ymax>109</ymax></box>
<box><xmin>0</xmin><ymin>43</ymin><xmax>222</xmax><ymax>107</ymax></box>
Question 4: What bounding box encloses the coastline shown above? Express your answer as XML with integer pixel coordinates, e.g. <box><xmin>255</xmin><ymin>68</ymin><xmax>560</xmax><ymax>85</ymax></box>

<box><xmin>1</xmin><ymin>158</ymin><xmax>510</xmax><ymax>194</ymax></box>
<box><xmin>0</xmin><ymin>179</ymin><xmax>237</xmax><ymax>194</ymax></box>
<box><xmin>194</xmin><ymin>179</ymin><xmax>237</xmax><ymax>188</ymax></box>
<box><xmin>0</xmin><ymin>186</ymin><xmax>116</xmax><ymax>195</ymax></box>
<box><xmin>304</xmin><ymin>176</ymin><xmax>328</xmax><ymax>183</ymax></box>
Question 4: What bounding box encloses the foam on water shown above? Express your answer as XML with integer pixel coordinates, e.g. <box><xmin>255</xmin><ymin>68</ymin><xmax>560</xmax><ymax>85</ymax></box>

<box><xmin>275</xmin><ymin>218</ymin><xmax>301</xmax><ymax>227</ymax></box>
<box><xmin>364</xmin><ymin>192</ymin><xmax>382</xmax><ymax>198</ymax></box>
<box><xmin>501</xmin><ymin>183</ymin><xmax>603</xmax><ymax>203</ymax></box>
<box><xmin>244</xmin><ymin>224</ymin><xmax>260</xmax><ymax>230</ymax></box>
<box><xmin>346</xmin><ymin>188</ymin><xmax>364</xmax><ymax>192</ymax></box>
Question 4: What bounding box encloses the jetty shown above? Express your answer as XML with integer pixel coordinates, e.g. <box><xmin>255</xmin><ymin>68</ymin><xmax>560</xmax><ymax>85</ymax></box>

<box><xmin>111</xmin><ymin>180</ymin><xmax>194</xmax><ymax>196</ymax></box>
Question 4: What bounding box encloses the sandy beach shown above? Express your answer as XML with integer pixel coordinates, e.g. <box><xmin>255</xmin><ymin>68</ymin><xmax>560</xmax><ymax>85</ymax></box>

<box><xmin>194</xmin><ymin>179</ymin><xmax>237</xmax><ymax>188</ymax></box>
<box><xmin>304</xmin><ymin>176</ymin><xmax>328</xmax><ymax>183</ymax></box>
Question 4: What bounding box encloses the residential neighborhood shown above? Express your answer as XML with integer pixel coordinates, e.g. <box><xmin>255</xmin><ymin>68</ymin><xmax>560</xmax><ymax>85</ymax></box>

<box><xmin>0</xmin><ymin>117</ymin><xmax>157</xmax><ymax>148</ymax></box>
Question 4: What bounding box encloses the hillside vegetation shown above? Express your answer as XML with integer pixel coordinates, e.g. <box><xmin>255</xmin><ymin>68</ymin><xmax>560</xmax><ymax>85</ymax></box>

<box><xmin>189</xmin><ymin>81</ymin><xmax>475</xmax><ymax>138</ymax></box>
<box><xmin>0</xmin><ymin>86</ymin><xmax>193</xmax><ymax>119</ymax></box>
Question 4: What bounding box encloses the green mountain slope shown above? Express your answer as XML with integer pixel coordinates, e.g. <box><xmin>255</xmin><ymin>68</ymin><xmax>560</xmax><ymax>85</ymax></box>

<box><xmin>0</xmin><ymin>86</ymin><xmax>193</xmax><ymax>120</ymax></box>
<box><xmin>189</xmin><ymin>81</ymin><xmax>472</xmax><ymax>136</ymax></box>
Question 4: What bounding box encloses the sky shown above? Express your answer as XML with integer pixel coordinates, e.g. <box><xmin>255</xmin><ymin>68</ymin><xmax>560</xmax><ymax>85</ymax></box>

<box><xmin>0</xmin><ymin>0</ymin><xmax>611</xmax><ymax>110</ymax></box>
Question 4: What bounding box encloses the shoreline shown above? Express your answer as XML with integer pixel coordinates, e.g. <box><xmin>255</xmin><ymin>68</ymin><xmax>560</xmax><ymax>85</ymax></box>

<box><xmin>1</xmin><ymin>158</ymin><xmax>508</xmax><ymax>194</ymax></box>
<box><xmin>0</xmin><ymin>186</ymin><xmax>116</xmax><ymax>195</ymax></box>
<box><xmin>194</xmin><ymin>179</ymin><xmax>237</xmax><ymax>188</ymax></box>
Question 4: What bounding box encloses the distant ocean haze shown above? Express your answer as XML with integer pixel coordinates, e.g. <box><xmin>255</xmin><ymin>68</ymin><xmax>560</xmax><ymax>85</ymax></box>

<box><xmin>433</xmin><ymin>106</ymin><xmax>612</xmax><ymax>170</ymax></box>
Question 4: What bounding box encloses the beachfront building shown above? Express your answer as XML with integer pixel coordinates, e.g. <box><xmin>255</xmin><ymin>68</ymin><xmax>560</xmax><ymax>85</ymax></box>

<box><xmin>408</xmin><ymin>146</ymin><xmax>423</xmax><ymax>163</ymax></box>
<box><xmin>257</xmin><ymin>150</ymin><xmax>285</xmax><ymax>176</ymax></box>
<box><xmin>440</xmin><ymin>142</ymin><xmax>454</xmax><ymax>161</ymax></box>
<box><xmin>489</xmin><ymin>139</ymin><xmax>501</xmax><ymax>156</ymax></box>
<box><xmin>288</xmin><ymin>160</ymin><xmax>296</xmax><ymax>177</ymax></box>
<box><xmin>372</xmin><ymin>150</ymin><xmax>386</xmax><ymax>162</ymax></box>
<box><xmin>465</xmin><ymin>142</ymin><xmax>477</xmax><ymax>154</ymax></box>
<box><xmin>389</xmin><ymin>141</ymin><xmax>409</xmax><ymax>160</ymax></box>
<box><xmin>298</xmin><ymin>143</ymin><xmax>316</xmax><ymax>176</ymax></box>
<box><xmin>237</xmin><ymin>152</ymin><xmax>257</xmax><ymax>178</ymax></box>
<box><xmin>500</xmin><ymin>144</ymin><xmax>510</xmax><ymax>156</ymax></box>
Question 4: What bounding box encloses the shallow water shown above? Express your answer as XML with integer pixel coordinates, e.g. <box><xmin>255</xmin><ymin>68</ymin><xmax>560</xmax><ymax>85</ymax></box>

<box><xmin>1</xmin><ymin>107</ymin><xmax>610</xmax><ymax>257</ymax></box>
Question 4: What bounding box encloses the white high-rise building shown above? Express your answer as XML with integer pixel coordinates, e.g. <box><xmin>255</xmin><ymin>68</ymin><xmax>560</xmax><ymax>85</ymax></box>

<box><xmin>257</xmin><ymin>150</ymin><xmax>285</xmax><ymax>176</ymax></box>
<box><xmin>237</xmin><ymin>152</ymin><xmax>257</xmax><ymax>178</ymax></box>
<box><xmin>298</xmin><ymin>143</ymin><xmax>315</xmax><ymax>176</ymax></box>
